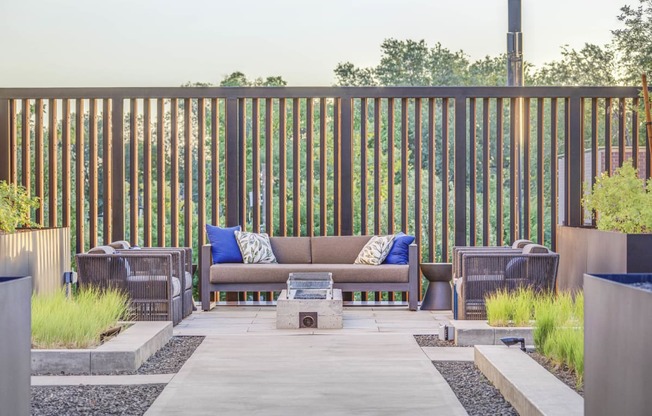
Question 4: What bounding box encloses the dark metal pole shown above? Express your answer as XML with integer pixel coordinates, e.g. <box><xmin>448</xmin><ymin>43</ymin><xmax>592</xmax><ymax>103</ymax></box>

<box><xmin>508</xmin><ymin>0</ymin><xmax>523</xmax><ymax>240</ymax></box>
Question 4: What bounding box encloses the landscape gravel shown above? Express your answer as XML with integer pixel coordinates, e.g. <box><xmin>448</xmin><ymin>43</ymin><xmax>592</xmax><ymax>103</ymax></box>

<box><xmin>528</xmin><ymin>351</ymin><xmax>584</xmax><ymax>396</ymax></box>
<box><xmin>31</xmin><ymin>384</ymin><xmax>165</xmax><ymax>416</ymax></box>
<box><xmin>414</xmin><ymin>334</ymin><xmax>458</xmax><ymax>347</ymax></box>
<box><xmin>433</xmin><ymin>361</ymin><xmax>517</xmax><ymax>416</ymax></box>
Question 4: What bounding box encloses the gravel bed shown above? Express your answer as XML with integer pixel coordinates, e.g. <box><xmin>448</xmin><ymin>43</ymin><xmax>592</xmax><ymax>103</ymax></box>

<box><xmin>433</xmin><ymin>361</ymin><xmax>517</xmax><ymax>416</ymax></box>
<box><xmin>33</xmin><ymin>336</ymin><xmax>204</xmax><ymax>376</ymax></box>
<box><xmin>31</xmin><ymin>384</ymin><xmax>165</xmax><ymax>416</ymax></box>
<box><xmin>414</xmin><ymin>334</ymin><xmax>458</xmax><ymax>347</ymax></box>
<box><xmin>528</xmin><ymin>351</ymin><xmax>584</xmax><ymax>396</ymax></box>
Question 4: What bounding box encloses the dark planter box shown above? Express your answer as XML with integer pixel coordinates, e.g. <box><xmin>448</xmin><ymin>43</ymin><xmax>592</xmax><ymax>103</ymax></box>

<box><xmin>0</xmin><ymin>276</ymin><xmax>32</xmax><ymax>416</ymax></box>
<box><xmin>584</xmin><ymin>273</ymin><xmax>652</xmax><ymax>416</ymax></box>
<box><xmin>0</xmin><ymin>227</ymin><xmax>70</xmax><ymax>295</ymax></box>
<box><xmin>556</xmin><ymin>225</ymin><xmax>652</xmax><ymax>291</ymax></box>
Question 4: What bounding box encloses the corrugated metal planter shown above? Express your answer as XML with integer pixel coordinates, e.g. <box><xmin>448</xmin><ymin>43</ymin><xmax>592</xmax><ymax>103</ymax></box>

<box><xmin>556</xmin><ymin>226</ymin><xmax>652</xmax><ymax>292</ymax></box>
<box><xmin>0</xmin><ymin>227</ymin><xmax>70</xmax><ymax>295</ymax></box>
<box><xmin>0</xmin><ymin>276</ymin><xmax>32</xmax><ymax>416</ymax></box>
<box><xmin>584</xmin><ymin>273</ymin><xmax>652</xmax><ymax>416</ymax></box>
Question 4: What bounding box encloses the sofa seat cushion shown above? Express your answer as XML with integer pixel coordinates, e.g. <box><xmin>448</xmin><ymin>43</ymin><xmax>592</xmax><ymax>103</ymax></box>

<box><xmin>210</xmin><ymin>263</ymin><xmax>409</xmax><ymax>284</ymax></box>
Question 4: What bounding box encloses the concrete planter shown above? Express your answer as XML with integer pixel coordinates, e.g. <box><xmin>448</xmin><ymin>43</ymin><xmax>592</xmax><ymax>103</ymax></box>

<box><xmin>449</xmin><ymin>320</ymin><xmax>534</xmax><ymax>346</ymax></box>
<box><xmin>556</xmin><ymin>226</ymin><xmax>652</xmax><ymax>291</ymax></box>
<box><xmin>0</xmin><ymin>276</ymin><xmax>32</xmax><ymax>416</ymax></box>
<box><xmin>0</xmin><ymin>227</ymin><xmax>70</xmax><ymax>295</ymax></box>
<box><xmin>584</xmin><ymin>273</ymin><xmax>652</xmax><ymax>416</ymax></box>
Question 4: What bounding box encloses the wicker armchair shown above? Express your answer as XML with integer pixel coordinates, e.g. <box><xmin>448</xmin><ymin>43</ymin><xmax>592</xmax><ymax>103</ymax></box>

<box><xmin>76</xmin><ymin>246</ymin><xmax>182</xmax><ymax>325</ymax></box>
<box><xmin>109</xmin><ymin>241</ymin><xmax>194</xmax><ymax>318</ymax></box>
<box><xmin>457</xmin><ymin>244</ymin><xmax>559</xmax><ymax>320</ymax></box>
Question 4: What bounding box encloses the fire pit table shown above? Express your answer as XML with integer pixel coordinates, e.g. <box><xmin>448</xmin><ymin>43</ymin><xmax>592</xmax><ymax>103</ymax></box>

<box><xmin>276</xmin><ymin>272</ymin><xmax>343</xmax><ymax>329</ymax></box>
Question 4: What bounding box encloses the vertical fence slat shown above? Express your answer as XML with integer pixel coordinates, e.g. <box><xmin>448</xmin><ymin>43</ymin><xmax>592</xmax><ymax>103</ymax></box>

<box><xmin>496</xmin><ymin>98</ymin><xmax>503</xmax><ymax>246</ymax></box>
<box><xmin>88</xmin><ymin>99</ymin><xmax>98</xmax><ymax>247</ymax></box>
<box><xmin>590</xmin><ymin>98</ymin><xmax>598</xmax><ymax>228</ymax></box>
<box><xmin>306</xmin><ymin>98</ymin><xmax>314</xmax><ymax>236</ymax></box>
<box><xmin>334</xmin><ymin>98</ymin><xmax>341</xmax><ymax>235</ymax></box>
<box><xmin>111</xmin><ymin>98</ymin><xmax>124</xmax><ymax>242</ymax></box>
<box><xmin>265</xmin><ymin>98</ymin><xmax>273</xmax><ymax>234</ymax></box>
<box><xmin>225</xmin><ymin>98</ymin><xmax>239</xmax><ymax>227</ymax></box>
<box><xmin>157</xmin><ymin>98</ymin><xmax>166</xmax><ymax>246</ymax></box>
<box><xmin>0</xmin><ymin>100</ymin><xmax>9</xmax><ymax>183</ymax></box>
<box><xmin>102</xmin><ymin>98</ymin><xmax>112</xmax><ymax>242</ymax></box>
<box><xmin>21</xmin><ymin>99</ymin><xmax>31</xmax><ymax>196</ymax></box>
<box><xmin>252</xmin><ymin>98</ymin><xmax>260</xmax><ymax>233</ymax></box>
<box><xmin>537</xmin><ymin>98</ymin><xmax>545</xmax><ymax>244</ymax></box>
<box><xmin>197</xmin><ymin>98</ymin><xmax>206</xmax><ymax>246</ymax></box>
<box><xmin>428</xmin><ymin>98</ymin><xmax>436</xmax><ymax>261</ymax></box>
<box><xmin>209</xmin><ymin>98</ymin><xmax>219</xmax><ymax>228</ymax></box>
<box><xmin>129</xmin><ymin>99</ymin><xmax>139</xmax><ymax>245</ymax></box>
<box><xmin>400</xmin><ymin>97</ymin><xmax>408</xmax><ymax>233</ymax></box>
<box><xmin>279</xmin><ymin>98</ymin><xmax>287</xmax><ymax>235</ymax></box>
<box><xmin>414</xmin><ymin>98</ymin><xmax>422</xmax><ymax>299</ymax></box>
<box><xmin>605</xmin><ymin>98</ymin><xmax>612</xmax><ymax>174</ymax></box>
<box><xmin>632</xmin><ymin>97</ymin><xmax>639</xmax><ymax>170</ymax></box>
<box><xmin>374</xmin><ymin>98</ymin><xmax>381</xmax><ymax>236</ymax></box>
<box><xmin>48</xmin><ymin>98</ymin><xmax>58</xmax><ymax>227</ymax></box>
<box><xmin>143</xmin><ymin>99</ymin><xmax>152</xmax><ymax>246</ymax></box>
<box><xmin>75</xmin><ymin>99</ymin><xmax>85</xmax><ymax>253</ymax></box>
<box><xmin>170</xmin><ymin>99</ymin><xmax>179</xmax><ymax>245</ymax></box>
<box><xmin>360</xmin><ymin>98</ymin><xmax>367</xmax><ymax>235</ymax></box>
<box><xmin>62</xmin><ymin>99</ymin><xmax>71</xmax><ymax>227</ymax></box>
<box><xmin>618</xmin><ymin>98</ymin><xmax>626</xmax><ymax>167</ymax></box>
<box><xmin>292</xmin><ymin>98</ymin><xmax>301</xmax><ymax>236</ymax></box>
<box><xmin>9</xmin><ymin>100</ymin><xmax>16</xmax><ymax>184</ymax></box>
<box><xmin>319</xmin><ymin>98</ymin><xmax>327</xmax><ymax>236</ymax></box>
<box><xmin>441</xmin><ymin>98</ymin><xmax>449</xmax><ymax>261</ymax></box>
<box><xmin>568</xmin><ymin>97</ymin><xmax>583</xmax><ymax>227</ymax></box>
<box><xmin>523</xmin><ymin>97</ymin><xmax>531</xmax><ymax>240</ymax></box>
<box><xmin>238</xmin><ymin>98</ymin><xmax>247</xmax><ymax>229</ymax></box>
<box><xmin>35</xmin><ymin>98</ymin><xmax>44</xmax><ymax>225</ymax></box>
<box><xmin>482</xmin><ymin>98</ymin><xmax>490</xmax><ymax>245</ymax></box>
<box><xmin>469</xmin><ymin>97</ymin><xmax>477</xmax><ymax>246</ymax></box>
<box><xmin>509</xmin><ymin>97</ymin><xmax>518</xmax><ymax>243</ymax></box>
<box><xmin>387</xmin><ymin>98</ymin><xmax>395</xmax><ymax>234</ymax></box>
<box><xmin>341</xmin><ymin>97</ymin><xmax>353</xmax><ymax>236</ymax></box>
<box><xmin>454</xmin><ymin>96</ymin><xmax>467</xmax><ymax>247</ymax></box>
<box><xmin>184</xmin><ymin>98</ymin><xmax>193</xmax><ymax>246</ymax></box>
<box><xmin>550</xmin><ymin>98</ymin><xmax>558</xmax><ymax>250</ymax></box>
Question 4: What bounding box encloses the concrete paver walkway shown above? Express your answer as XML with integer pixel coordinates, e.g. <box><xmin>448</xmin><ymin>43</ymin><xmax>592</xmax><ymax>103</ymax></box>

<box><xmin>142</xmin><ymin>306</ymin><xmax>466</xmax><ymax>415</ymax></box>
<box><xmin>146</xmin><ymin>331</ymin><xmax>467</xmax><ymax>416</ymax></box>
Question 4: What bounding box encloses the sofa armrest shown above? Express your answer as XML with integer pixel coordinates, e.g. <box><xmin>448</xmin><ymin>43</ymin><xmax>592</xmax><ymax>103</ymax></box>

<box><xmin>408</xmin><ymin>243</ymin><xmax>418</xmax><ymax>311</ymax></box>
<box><xmin>201</xmin><ymin>244</ymin><xmax>212</xmax><ymax>311</ymax></box>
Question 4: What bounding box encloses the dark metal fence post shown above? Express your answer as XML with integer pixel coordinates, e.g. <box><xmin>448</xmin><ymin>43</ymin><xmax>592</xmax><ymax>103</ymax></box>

<box><xmin>225</xmin><ymin>98</ymin><xmax>240</xmax><ymax>226</ymax></box>
<box><xmin>340</xmin><ymin>97</ymin><xmax>353</xmax><ymax>235</ymax></box>
<box><xmin>0</xmin><ymin>99</ymin><xmax>10</xmax><ymax>183</ymax></box>
<box><xmin>454</xmin><ymin>96</ymin><xmax>467</xmax><ymax>247</ymax></box>
<box><xmin>111</xmin><ymin>98</ymin><xmax>125</xmax><ymax>242</ymax></box>
<box><xmin>568</xmin><ymin>96</ymin><xmax>583</xmax><ymax>227</ymax></box>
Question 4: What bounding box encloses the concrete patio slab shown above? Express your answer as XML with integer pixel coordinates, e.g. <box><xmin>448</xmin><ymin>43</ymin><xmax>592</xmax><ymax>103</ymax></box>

<box><xmin>146</xmin><ymin>333</ymin><xmax>467</xmax><ymax>416</ymax></box>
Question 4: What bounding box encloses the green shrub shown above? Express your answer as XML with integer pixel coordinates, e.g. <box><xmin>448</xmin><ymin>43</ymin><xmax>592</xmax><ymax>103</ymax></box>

<box><xmin>511</xmin><ymin>288</ymin><xmax>535</xmax><ymax>326</ymax></box>
<box><xmin>485</xmin><ymin>288</ymin><xmax>536</xmax><ymax>326</ymax></box>
<box><xmin>485</xmin><ymin>289</ymin><xmax>512</xmax><ymax>326</ymax></box>
<box><xmin>0</xmin><ymin>181</ymin><xmax>40</xmax><ymax>233</ymax></box>
<box><xmin>582</xmin><ymin>162</ymin><xmax>652</xmax><ymax>233</ymax></box>
<box><xmin>32</xmin><ymin>287</ymin><xmax>131</xmax><ymax>349</ymax></box>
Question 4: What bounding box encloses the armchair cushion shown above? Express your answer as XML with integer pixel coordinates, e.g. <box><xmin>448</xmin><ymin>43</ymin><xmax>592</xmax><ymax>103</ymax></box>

<box><xmin>354</xmin><ymin>235</ymin><xmax>395</xmax><ymax>265</ymax></box>
<box><xmin>383</xmin><ymin>232</ymin><xmax>415</xmax><ymax>265</ymax></box>
<box><xmin>234</xmin><ymin>231</ymin><xmax>277</xmax><ymax>264</ymax></box>
<box><xmin>206</xmin><ymin>224</ymin><xmax>243</xmax><ymax>264</ymax></box>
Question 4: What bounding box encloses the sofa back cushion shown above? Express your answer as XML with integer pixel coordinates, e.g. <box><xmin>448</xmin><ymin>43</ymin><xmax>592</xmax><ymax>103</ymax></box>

<box><xmin>269</xmin><ymin>237</ymin><xmax>311</xmax><ymax>264</ymax></box>
<box><xmin>310</xmin><ymin>236</ymin><xmax>372</xmax><ymax>264</ymax></box>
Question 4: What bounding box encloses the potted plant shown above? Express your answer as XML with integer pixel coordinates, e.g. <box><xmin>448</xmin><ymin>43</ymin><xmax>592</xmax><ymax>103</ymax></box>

<box><xmin>556</xmin><ymin>162</ymin><xmax>652</xmax><ymax>291</ymax></box>
<box><xmin>0</xmin><ymin>180</ymin><xmax>71</xmax><ymax>294</ymax></box>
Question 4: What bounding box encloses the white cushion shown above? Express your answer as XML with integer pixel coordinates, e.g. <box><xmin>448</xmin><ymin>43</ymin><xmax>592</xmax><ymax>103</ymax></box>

<box><xmin>234</xmin><ymin>231</ymin><xmax>278</xmax><ymax>264</ymax></box>
<box><xmin>184</xmin><ymin>271</ymin><xmax>192</xmax><ymax>290</ymax></box>
<box><xmin>354</xmin><ymin>235</ymin><xmax>395</xmax><ymax>265</ymax></box>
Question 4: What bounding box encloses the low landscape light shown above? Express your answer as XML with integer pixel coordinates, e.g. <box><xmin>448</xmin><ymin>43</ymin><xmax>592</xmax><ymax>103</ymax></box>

<box><xmin>500</xmin><ymin>337</ymin><xmax>526</xmax><ymax>352</ymax></box>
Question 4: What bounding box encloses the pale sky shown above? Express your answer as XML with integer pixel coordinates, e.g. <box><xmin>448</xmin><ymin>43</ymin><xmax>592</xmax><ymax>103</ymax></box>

<box><xmin>0</xmin><ymin>0</ymin><xmax>637</xmax><ymax>87</ymax></box>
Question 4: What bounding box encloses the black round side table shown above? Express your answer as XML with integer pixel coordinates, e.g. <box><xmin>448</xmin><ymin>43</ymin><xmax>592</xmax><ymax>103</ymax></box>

<box><xmin>420</xmin><ymin>263</ymin><xmax>453</xmax><ymax>310</ymax></box>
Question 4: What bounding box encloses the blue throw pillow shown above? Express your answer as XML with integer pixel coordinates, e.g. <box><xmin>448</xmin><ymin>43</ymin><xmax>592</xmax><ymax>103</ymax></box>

<box><xmin>206</xmin><ymin>224</ymin><xmax>243</xmax><ymax>263</ymax></box>
<box><xmin>383</xmin><ymin>232</ymin><xmax>415</xmax><ymax>264</ymax></box>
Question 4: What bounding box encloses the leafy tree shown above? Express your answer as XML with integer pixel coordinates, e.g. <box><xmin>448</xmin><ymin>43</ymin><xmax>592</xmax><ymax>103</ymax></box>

<box><xmin>612</xmin><ymin>0</ymin><xmax>652</xmax><ymax>84</ymax></box>
<box><xmin>531</xmin><ymin>44</ymin><xmax>619</xmax><ymax>86</ymax></box>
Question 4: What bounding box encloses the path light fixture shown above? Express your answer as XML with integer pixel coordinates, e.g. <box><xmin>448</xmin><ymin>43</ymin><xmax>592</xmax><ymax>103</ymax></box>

<box><xmin>500</xmin><ymin>336</ymin><xmax>526</xmax><ymax>352</ymax></box>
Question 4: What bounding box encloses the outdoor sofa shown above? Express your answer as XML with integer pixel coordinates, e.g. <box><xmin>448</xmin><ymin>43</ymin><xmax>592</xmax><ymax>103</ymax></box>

<box><xmin>201</xmin><ymin>235</ymin><xmax>419</xmax><ymax>311</ymax></box>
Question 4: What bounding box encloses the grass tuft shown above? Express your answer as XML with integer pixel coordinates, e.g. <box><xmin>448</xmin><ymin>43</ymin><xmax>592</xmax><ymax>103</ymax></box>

<box><xmin>32</xmin><ymin>287</ymin><xmax>130</xmax><ymax>349</ymax></box>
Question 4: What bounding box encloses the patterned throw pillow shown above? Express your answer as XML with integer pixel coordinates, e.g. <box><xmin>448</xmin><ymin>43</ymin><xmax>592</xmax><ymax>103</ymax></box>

<box><xmin>234</xmin><ymin>231</ymin><xmax>278</xmax><ymax>264</ymax></box>
<box><xmin>354</xmin><ymin>235</ymin><xmax>395</xmax><ymax>265</ymax></box>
